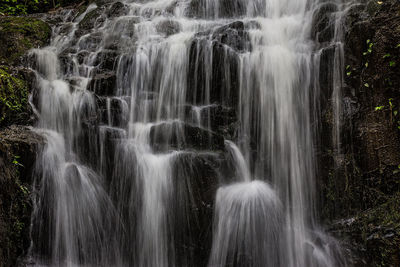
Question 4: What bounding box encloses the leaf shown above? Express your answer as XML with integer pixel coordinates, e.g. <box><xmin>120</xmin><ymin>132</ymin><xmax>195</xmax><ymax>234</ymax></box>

<box><xmin>364</xmin><ymin>83</ymin><xmax>370</xmax><ymax>87</ymax></box>
<box><xmin>389</xmin><ymin>61</ymin><xmax>396</xmax><ymax>67</ymax></box>
<box><xmin>375</xmin><ymin>106</ymin><xmax>384</xmax><ymax>111</ymax></box>
<box><xmin>383</xmin><ymin>53</ymin><xmax>391</xmax><ymax>59</ymax></box>
<box><xmin>347</xmin><ymin>71</ymin><xmax>352</xmax><ymax>76</ymax></box>
<box><xmin>377</xmin><ymin>1</ymin><xmax>383</xmax><ymax>4</ymax></box>
<box><xmin>367</xmin><ymin>39</ymin><xmax>371</xmax><ymax>44</ymax></box>
<box><xmin>394</xmin><ymin>111</ymin><xmax>398</xmax><ymax>116</ymax></box>
<box><xmin>365</xmin><ymin>62</ymin><xmax>369</xmax><ymax>68</ymax></box>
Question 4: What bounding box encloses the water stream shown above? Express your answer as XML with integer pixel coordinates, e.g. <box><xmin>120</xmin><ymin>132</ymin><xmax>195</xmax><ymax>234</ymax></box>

<box><xmin>28</xmin><ymin>0</ymin><xmax>349</xmax><ymax>266</ymax></box>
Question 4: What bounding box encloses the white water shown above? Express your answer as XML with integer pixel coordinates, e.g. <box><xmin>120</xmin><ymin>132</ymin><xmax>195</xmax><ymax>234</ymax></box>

<box><xmin>28</xmin><ymin>0</ymin><xmax>349</xmax><ymax>266</ymax></box>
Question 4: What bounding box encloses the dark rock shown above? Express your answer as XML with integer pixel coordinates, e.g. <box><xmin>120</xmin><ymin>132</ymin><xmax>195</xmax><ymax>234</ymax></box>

<box><xmin>106</xmin><ymin>2</ymin><xmax>129</xmax><ymax>18</ymax></box>
<box><xmin>87</xmin><ymin>71</ymin><xmax>117</xmax><ymax>96</ymax></box>
<box><xmin>320</xmin><ymin>0</ymin><xmax>400</xmax><ymax>265</ymax></box>
<box><xmin>187</xmin><ymin>21</ymin><xmax>249</xmax><ymax>109</ymax></box>
<box><xmin>188</xmin><ymin>38</ymin><xmax>241</xmax><ymax>107</ymax></box>
<box><xmin>186</xmin><ymin>104</ymin><xmax>237</xmax><ymax>139</ymax></box>
<box><xmin>211</xmin><ymin>21</ymin><xmax>250</xmax><ymax>52</ymax></box>
<box><xmin>171</xmin><ymin>152</ymin><xmax>222</xmax><ymax>267</ymax></box>
<box><xmin>156</xmin><ymin>19</ymin><xmax>181</xmax><ymax>36</ymax></box>
<box><xmin>76</xmin><ymin>7</ymin><xmax>106</xmax><ymax>38</ymax></box>
<box><xmin>97</xmin><ymin>96</ymin><xmax>129</xmax><ymax>127</ymax></box>
<box><xmin>59</xmin><ymin>48</ymin><xmax>77</xmax><ymax>73</ymax></box>
<box><xmin>186</xmin><ymin>0</ymin><xmax>263</xmax><ymax>18</ymax></box>
<box><xmin>150</xmin><ymin>121</ymin><xmax>225</xmax><ymax>152</ymax></box>
<box><xmin>77</xmin><ymin>31</ymin><xmax>103</xmax><ymax>51</ymax></box>
<box><xmin>93</xmin><ymin>50</ymin><xmax>120</xmax><ymax>71</ymax></box>
<box><xmin>0</xmin><ymin>126</ymin><xmax>44</xmax><ymax>266</ymax></box>
<box><xmin>311</xmin><ymin>2</ymin><xmax>338</xmax><ymax>44</ymax></box>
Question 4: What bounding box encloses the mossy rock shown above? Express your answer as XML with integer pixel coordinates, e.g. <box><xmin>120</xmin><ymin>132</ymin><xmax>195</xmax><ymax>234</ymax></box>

<box><xmin>333</xmin><ymin>193</ymin><xmax>400</xmax><ymax>266</ymax></box>
<box><xmin>0</xmin><ymin>67</ymin><xmax>31</xmax><ymax>127</ymax></box>
<box><xmin>0</xmin><ymin>126</ymin><xmax>44</xmax><ymax>266</ymax></box>
<box><xmin>0</xmin><ymin>16</ymin><xmax>51</xmax><ymax>65</ymax></box>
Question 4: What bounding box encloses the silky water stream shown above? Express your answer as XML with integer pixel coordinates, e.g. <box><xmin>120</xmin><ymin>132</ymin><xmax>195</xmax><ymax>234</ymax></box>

<box><xmin>27</xmin><ymin>0</ymin><xmax>350</xmax><ymax>266</ymax></box>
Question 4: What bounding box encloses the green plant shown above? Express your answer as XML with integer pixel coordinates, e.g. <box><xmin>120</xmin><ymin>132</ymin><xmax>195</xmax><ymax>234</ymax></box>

<box><xmin>363</xmin><ymin>39</ymin><xmax>374</xmax><ymax>56</ymax></box>
<box><xmin>0</xmin><ymin>0</ymin><xmax>53</xmax><ymax>15</ymax></box>
<box><xmin>346</xmin><ymin>65</ymin><xmax>354</xmax><ymax>76</ymax></box>
<box><xmin>12</xmin><ymin>155</ymin><xmax>24</xmax><ymax>167</ymax></box>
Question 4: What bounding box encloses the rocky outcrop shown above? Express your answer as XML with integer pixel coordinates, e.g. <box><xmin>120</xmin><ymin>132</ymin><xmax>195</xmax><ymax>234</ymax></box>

<box><xmin>0</xmin><ymin>16</ymin><xmax>51</xmax><ymax>65</ymax></box>
<box><xmin>0</xmin><ymin>15</ymin><xmax>51</xmax><ymax>267</ymax></box>
<box><xmin>150</xmin><ymin>121</ymin><xmax>225</xmax><ymax>152</ymax></box>
<box><xmin>319</xmin><ymin>0</ymin><xmax>400</xmax><ymax>265</ymax></box>
<box><xmin>0</xmin><ymin>126</ymin><xmax>44</xmax><ymax>266</ymax></box>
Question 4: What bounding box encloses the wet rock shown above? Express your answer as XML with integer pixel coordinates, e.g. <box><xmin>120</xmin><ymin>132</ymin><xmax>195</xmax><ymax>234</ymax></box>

<box><xmin>150</xmin><ymin>121</ymin><xmax>225</xmax><ymax>152</ymax></box>
<box><xmin>97</xmin><ymin>96</ymin><xmax>129</xmax><ymax>127</ymax></box>
<box><xmin>187</xmin><ymin>21</ymin><xmax>249</xmax><ymax>109</ymax></box>
<box><xmin>0</xmin><ymin>126</ymin><xmax>44</xmax><ymax>266</ymax></box>
<box><xmin>211</xmin><ymin>21</ymin><xmax>250</xmax><ymax>52</ymax></box>
<box><xmin>311</xmin><ymin>2</ymin><xmax>338</xmax><ymax>44</ymax></box>
<box><xmin>93</xmin><ymin>50</ymin><xmax>120</xmax><ymax>71</ymax></box>
<box><xmin>156</xmin><ymin>19</ymin><xmax>181</xmax><ymax>36</ymax></box>
<box><xmin>77</xmin><ymin>31</ymin><xmax>103</xmax><ymax>51</ymax></box>
<box><xmin>103</xmin><ymin>16</ymin><xmax>140</xmax><ymax>49</ymax></box>
<box><xmin>320</xmin><ymin>0</ymin><xmax>400</xmax><ymax>265</ymax></box>
<box><xmin>318</xmin><ymin>44</ymin><xmax>336</xmax><ymax>105</ymax></box>
<box><xmin>186</xmin><ymin>0</ymin><xmax>260</xmax><ymax>18</ymax></box>
<box><xmin>188</xmin><ymin>37</ymin><xmax>241</xmax><ymax>107</ymax></box>
<box><xmin>106</xmin><ymin>2</ymin><xmax>129</xmax><ymax>18</ymax></box>
<box><xmin>186</xmin><ymin>104</ymin><xmax>237</xmax><ymax>139</ymax></box>
<box><xmin>87</xmin><ymin>71</ymin><xmax>117</xmax><ymax>96</ymax></box>
<box><xmin>171</xmin><ymin>152</ymin><xmax>222</xmax><ymax>267</ymax></box>
<box><xmin>59</xmin><ymin>48</ymin><xmax>77</xmax><ymax>73</ymax></box>
<box><xmin>76</xmin><ymin>7</ymin><xmax>106</xmax><ymax>38</ymax></box>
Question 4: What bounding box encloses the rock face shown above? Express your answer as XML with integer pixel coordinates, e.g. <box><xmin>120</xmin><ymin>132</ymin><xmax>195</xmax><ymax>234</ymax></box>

<box><xmin>0</xmin><ymin>17</ymin><xmax>51</xmax><ymax>65</ymax></box>
<box><xmin>0</xmin><ymin>15</ymin><xmax>50</xmax><ymax>267</ymax></box>
<box><xmin>318</xmin><ymin>0</ymin><xmax>400</xmax><ymax>265</ymax></box>
<box><xmin>0</xmin><ymin>126</ymin><xmax>44</xmax><ymax>267</ymax></box>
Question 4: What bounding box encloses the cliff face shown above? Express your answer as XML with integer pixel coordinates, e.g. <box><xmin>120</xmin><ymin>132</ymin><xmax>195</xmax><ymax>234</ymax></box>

<box><xmin>0</xmin><ymin>0</ymin><xmax>399</xmax><ymax>266</ymax></box>
<box><xmin>0</xmin><ymin>15</ymin><xmax>50</xmax><ymax>267</ymax></box>
<box><xmin>319</xmin><ymin>0</ymin><xmax>400</xmax><ymax>265</ymax></box>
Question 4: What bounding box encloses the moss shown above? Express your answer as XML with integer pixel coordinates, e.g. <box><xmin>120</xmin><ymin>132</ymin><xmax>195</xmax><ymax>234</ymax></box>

<box><xmin>0</xmin><ymin>16</ymin><xmax>51</xmax><ymax>64</ymax></box>
<box><xmin>356</xmin><ymin>194</ymin><xmax>400</xmax><ymax>266</ymax></box>
<box><xmin>0</xmin><ymin>67</ymin><xmax>30</xmax><ymax>127</ymax></box>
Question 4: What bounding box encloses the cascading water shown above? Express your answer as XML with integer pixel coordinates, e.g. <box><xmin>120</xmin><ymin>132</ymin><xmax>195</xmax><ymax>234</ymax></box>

<box><xmin>27</xmin><ymin>0</ymin><xmax>349</xmax><ymax>266</ymax></box>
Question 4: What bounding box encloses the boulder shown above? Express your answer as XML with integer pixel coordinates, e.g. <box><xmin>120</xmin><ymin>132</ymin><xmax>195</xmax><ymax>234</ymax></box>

<box><xmin>0</xmin><ymin>126</ymin><xmax>44</xmax><ymax>266</ymax></box>
<box><xmin>156</xmin><ymin>19</ymin><xmax>181</xmax><ymax>36</ymax></box>
<box><xmin>0</xmin><ymin>17</ymin><xmax>51</xmax><ymax>65</ymax></box>
<box><xmin>150</xmin><ymin>121</ymin><xmax>225</xmax><ymax>152</ymax></box>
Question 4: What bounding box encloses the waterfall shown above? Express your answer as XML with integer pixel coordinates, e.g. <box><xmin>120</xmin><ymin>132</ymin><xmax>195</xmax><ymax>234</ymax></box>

<box><xmin>27</xmin><ymin>0</ymin><xmax>349</xmax><ymax>266</ymax></box>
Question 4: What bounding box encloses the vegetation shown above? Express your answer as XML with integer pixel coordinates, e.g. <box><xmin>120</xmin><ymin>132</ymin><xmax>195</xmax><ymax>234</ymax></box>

<box><xmin>0</xmin><ymin>0</ymin><xmax>82</xmax><ymax>15</ymax></box>
<box><xmin>0</xmin><ymin>16</ymin><xmax>51</xmax><ymax>64</ymax></box>
<box><xmin>0</xmin><ymin>67</ymin><xmax>29</xmax><ymax>127</ymax></box>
